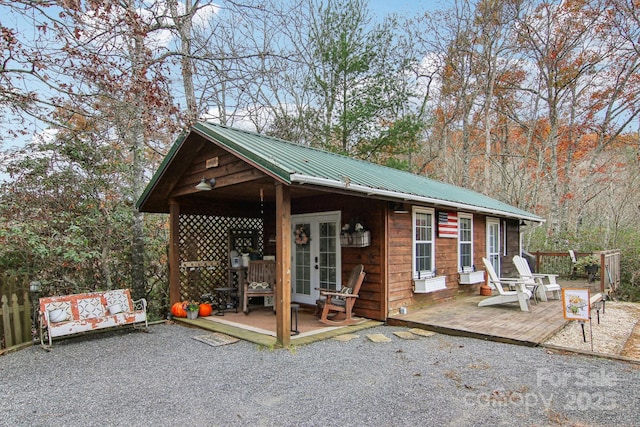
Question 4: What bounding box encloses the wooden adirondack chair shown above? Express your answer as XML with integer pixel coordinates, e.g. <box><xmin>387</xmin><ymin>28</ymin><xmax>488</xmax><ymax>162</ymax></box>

<box><xmin>318</xmin><ymin>264</ymin><xmax>365</xmax><ymax>326</ymax></box>
<box><xmin>513</xmin><ymin>255</ymin><xmax>561</xmax><ymax>302</ymax></box>
<box><xmin>479</xmin><ymin>258</ymin><xmax>531</xmax><ymax>312</ymax></box>
<box><xmin>243</xmin><ymin>260</ymin><xmax>276</xmax><ymax>314</ymax></box>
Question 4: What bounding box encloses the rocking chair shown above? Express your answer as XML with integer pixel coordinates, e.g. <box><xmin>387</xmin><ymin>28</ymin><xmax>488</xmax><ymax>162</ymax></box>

<box><xmin>318</xmin><ymin>264</ymin><xmax>365</xmax><ymax>326</ymax></box>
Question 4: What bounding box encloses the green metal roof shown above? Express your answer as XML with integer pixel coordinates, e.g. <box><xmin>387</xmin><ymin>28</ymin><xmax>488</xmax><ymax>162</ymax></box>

<box><xmin>138</xmin><ymin>121</ymin><xmax>543</xmax><ymax>222</ymax></box>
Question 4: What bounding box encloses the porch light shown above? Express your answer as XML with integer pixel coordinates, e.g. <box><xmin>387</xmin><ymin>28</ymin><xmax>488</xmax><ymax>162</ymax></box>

<box><xmin>195</xmin><ymin>177</ymin><xmax>216</xmax><ymax>191</ymax></box>
<box><xmin>391</xmin><ymin>202</ymin><xmax>408</xmax><ymax>213</ymax></box>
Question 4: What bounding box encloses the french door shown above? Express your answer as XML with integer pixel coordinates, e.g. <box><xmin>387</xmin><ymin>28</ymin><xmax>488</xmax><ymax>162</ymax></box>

<box><xmin>487</xmin><ymin>218</ymin><xmax>501</xmax><ymax>275</ymax></box>
<box><xmin>291</xmin><ymin>212</ymin><xmax>341</xmax><ymax>305</ymax></box>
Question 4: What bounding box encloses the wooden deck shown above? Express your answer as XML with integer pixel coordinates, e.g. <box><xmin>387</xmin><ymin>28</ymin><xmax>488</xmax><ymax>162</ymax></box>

<box><xmin>388</xmin><ymin>294</ymin><xmax>571</xmax><ymax>347</ymax></box>
<box><xmin>175</xmin><ymin>306</ymin><xmax>383</xmax><ymax>347</ymax></box>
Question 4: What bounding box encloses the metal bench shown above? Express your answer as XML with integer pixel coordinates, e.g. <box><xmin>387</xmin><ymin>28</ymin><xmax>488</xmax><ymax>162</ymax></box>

<box><xmin>39</xmin><ymin>289</ymin><xmax>147</xmax><ymax>349</ymax></box>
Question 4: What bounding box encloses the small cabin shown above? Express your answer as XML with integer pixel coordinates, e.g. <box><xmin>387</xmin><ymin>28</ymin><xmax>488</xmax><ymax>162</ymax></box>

<box><xmin>137</xmin><ymin>122</ymin><xmax>543</xmax><ymax>345</ymax></box>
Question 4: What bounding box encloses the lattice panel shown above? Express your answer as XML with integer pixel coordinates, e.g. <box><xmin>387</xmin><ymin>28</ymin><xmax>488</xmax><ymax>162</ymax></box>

<box><xmin>179</xmin><ymin>215</ymin><xmax>263</xmax><ymax>301</ymax></box>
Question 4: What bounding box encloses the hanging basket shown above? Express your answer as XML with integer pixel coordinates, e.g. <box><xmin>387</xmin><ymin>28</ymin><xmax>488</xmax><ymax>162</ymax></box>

<box><xmin>340</xmin><ymin>231</ymin><xmax>370</xmax><ymax>248</ymax></box>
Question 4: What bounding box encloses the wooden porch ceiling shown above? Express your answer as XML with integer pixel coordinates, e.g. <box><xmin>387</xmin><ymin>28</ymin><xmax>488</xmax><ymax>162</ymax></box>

<box><xmin>175</xmin><ymin>177</ymin><xmax>381</xmax><ymax>209</ymax></box>
<box><xmin>181</xmin><ymin>178</ymin><xmax>317</xmax><ymax>204</ymax></box>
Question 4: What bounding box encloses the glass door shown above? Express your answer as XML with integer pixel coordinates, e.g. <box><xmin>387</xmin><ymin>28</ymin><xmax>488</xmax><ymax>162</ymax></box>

<box><xmin>292</xmin><ymin>212</ymin><xmax>341</xmax><ymax>305</ymax></box>
<box><xmin>487</xmin><ymin>218</ymin><xmax>501</xmax><ymax>275</ymax></box>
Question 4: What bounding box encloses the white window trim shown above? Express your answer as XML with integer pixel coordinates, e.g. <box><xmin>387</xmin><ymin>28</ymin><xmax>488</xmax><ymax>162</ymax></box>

<box><xmin>458</xmin><ymin>213</ymin><xmax>473</xmax><ymax>272</ymax></box>
<box><xmin>412</xmin><ymin>206</ymin><xmax>435</xmax><ymax>280</ymax></box>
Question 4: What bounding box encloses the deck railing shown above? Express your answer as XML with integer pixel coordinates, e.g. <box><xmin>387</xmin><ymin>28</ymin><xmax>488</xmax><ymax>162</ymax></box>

<box><xmin>530</xmin><ymin>249</ymin><xmax>621</xmax><ymax>293</ymax></box>
<box><xmin>0</xmin><ymin>274</ymin><xmax>34</xmax><ymax>354</ymax></box>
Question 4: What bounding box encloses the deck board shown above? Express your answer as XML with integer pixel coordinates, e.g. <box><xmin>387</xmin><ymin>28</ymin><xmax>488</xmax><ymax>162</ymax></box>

<box><xmin>388</xmin><ymin>294</ymin><xmax>570</xmax><ymax>346</ymax></box>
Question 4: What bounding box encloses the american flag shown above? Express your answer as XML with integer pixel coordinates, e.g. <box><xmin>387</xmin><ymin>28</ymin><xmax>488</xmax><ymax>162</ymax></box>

<box><xmin>438</xmin><ymin>211</ymin><xmax>458</xmax><ymax>238</ymax></box>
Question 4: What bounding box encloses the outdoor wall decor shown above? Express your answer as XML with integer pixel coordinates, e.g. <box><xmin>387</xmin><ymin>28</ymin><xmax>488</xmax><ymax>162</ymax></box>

<box><xmin>438</xmin><ymin>211</ymin><xmax>458</xmax><ymax>238</ymax></box>
<box><xmin>294</xmin><ymin>226</ymin><xmax>310</xmax><ymax>245</ymax></box>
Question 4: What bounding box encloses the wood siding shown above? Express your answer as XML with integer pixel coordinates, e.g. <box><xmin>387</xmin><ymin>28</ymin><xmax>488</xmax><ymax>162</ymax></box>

<box><xmin>386</xmin><ymin>211</ymin><xmax>522</xmax><ymax>316</ymax></box>
<box><xmin>287</xmin><ymin>195</ymin><xmax>387</xmax><ymax>321</ymax></box>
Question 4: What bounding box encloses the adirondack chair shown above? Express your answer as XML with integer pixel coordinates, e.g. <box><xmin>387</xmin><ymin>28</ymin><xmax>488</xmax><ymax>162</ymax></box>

<box><xmin>318</xmin><ymin>264</ymin><xmax>365</xmax><ymax>326</ymax></box>
<box><xmin>479</xmin><ymin>258</ymin><xmax>531</xmax><ymax>312</ymax></box>
<box><xmin>513</xmin><ymin>255</ymin><xmax>561</xmax><ymax>302</ymax></box>
<box><xmin>243</xmin><ymin>260</ymin><xmax>276</xmax><ymax>314</ymax></box>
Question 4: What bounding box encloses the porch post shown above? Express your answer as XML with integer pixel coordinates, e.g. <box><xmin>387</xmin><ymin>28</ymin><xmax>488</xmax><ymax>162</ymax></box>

<box><xmin>169</xmin><ymin>199</ymin><xmax>181</xmax><ymax>305</ymax></box>
<box><xmin>275</xmin><ymin>183</ymin><xmax>291</xmax><ymax>347</ymax></box>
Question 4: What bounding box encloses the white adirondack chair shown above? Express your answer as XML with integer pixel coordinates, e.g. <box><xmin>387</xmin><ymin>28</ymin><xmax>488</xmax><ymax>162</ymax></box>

<box><xmin>479</xmin><ymin>258</ymin><xmax>532</xmax><ymax>312</ymax></box>
<box><xmin>513</xmin><ymin>255</ymin><xmax>561</xmax><ymax>302</ymax></box>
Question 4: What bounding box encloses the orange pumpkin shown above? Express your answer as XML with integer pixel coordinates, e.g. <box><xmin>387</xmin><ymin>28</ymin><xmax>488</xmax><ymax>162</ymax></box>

<box><xmin>199</xmin><ymin>303</ymin><xmax>213</xmax><ymax>317</ymax></box>
<box><xmin>171</xmin><ymin>302</ymin><xmax>187</xmax><ymax>318</ymax></box>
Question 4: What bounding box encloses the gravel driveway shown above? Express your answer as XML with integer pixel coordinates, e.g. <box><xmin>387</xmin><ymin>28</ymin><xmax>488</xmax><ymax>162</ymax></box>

<box><xmin>1</xmin><ymin>323</ymin><xmax>638</xmax><ymax>426</ymax></box>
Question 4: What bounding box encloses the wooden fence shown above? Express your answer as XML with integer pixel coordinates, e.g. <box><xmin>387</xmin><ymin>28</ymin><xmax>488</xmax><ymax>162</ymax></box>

<box><xmin>0</xmin><ymin>274</ymin><xmax>34</xmax><ymax>354</ymax></box>
<box><xmin>531</xmin><ymin>249</ymin><xmax>621</xmax><ymax>293</ymax></box>
<box><xmin>600</xmin><ymin>249</ymin><xmax>621</xmax><ymax>292</ymax></box>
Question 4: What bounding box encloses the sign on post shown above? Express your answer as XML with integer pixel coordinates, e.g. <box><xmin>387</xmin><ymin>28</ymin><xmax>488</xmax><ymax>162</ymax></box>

<box><xmin>562</xmin><ymin>288</ymin><xmax>590</xmax><ymax>321</ymax></box>
<box><xmin>562</xmin><ymin>288</ymin><xmax>593</xmax><ymax>348</ymax></box>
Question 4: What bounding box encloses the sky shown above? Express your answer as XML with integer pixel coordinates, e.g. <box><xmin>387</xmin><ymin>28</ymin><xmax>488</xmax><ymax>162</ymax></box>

<box><xmin>0</xmin><ymin>0</ymin><xmax>453</xmax><ymax>172</ymax></box>
<box><xmin>369</xmin><ymin>0</ymin><xmax>450</xmax><ymax>18</ymax></box>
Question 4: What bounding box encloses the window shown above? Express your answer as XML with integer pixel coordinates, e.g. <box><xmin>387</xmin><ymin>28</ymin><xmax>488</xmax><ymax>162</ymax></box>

<box><xmin>458</xmin><ymin>214</ymin><xmax>473</xmax><ymax>271</ymax></box>
<box><xmin>413</xmin><ymin>207</ymin><xmax>435</xmax><ymax>279</ymax></box>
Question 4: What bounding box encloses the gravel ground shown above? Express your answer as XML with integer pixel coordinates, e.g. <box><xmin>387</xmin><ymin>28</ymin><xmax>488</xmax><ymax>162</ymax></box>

<box><xmin>544</xmin><ymin>301</ymin><xmax>640</xmax><ymax>357</ymax></box>
<box><xmin>1</xmin><ymin>323</ymin><xmax>639</xmax><ymax>427</ymax></box>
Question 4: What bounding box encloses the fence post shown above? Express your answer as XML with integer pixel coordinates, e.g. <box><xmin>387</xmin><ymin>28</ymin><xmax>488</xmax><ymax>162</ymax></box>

<box><xmin>600</xmin><ymin>252</ymin><xmax>605</xmax><ymax>293</ymax></box>
<box><xmin>11</xmin><ymin>293</ymin><xmax>23</xmax><ymax>344</ymax></box>
<box><xmin>23</xmin><ymin>290</ymin><xmax>32</xmax><ymax>343</ymax></box>
<box><xmin>1</xmin><ymin>294</ymin><xmax>12</xmax><ymax>348</ymax></box>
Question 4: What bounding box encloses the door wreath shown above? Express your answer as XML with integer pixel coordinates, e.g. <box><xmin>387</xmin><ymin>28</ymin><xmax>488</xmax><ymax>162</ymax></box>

<box><xmin>294</xmin><ymin>226</ymin><xmax>309</xmax><ymax>245</ymax></box>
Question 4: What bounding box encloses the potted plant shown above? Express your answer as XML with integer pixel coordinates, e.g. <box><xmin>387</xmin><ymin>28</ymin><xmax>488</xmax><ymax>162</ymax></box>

<box><xmin>576</xmin><ymin>254</ymin><xmax>599</xmax><ymax>283</ymax></box>
<box><xmin>247</xmin><ymin>247</ymin><xmax>262</xmax><ymax>260</ymax></box>
<box><xmin>185</xmin><ymin>301</ymin><xmax>200</xmax><ymax>319</ymax></box>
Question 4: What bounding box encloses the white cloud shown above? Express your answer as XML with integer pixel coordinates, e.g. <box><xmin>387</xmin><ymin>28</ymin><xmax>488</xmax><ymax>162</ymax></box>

<box><xmin>79</xmin><ymin>1</ymin><xmax>220</xmax><ymax>53</ymax></box>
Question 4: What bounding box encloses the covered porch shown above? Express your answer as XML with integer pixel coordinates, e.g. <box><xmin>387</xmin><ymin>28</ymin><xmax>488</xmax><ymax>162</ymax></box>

<box><xmin>175</xmin><ymin>305</ymin><xmax>383</xmax><ymax>347</ymax></box>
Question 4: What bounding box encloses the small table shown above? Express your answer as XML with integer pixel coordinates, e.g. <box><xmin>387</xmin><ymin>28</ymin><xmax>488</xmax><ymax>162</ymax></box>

<box><xmin>228</xmin><ymin>267</ymin><xmax>247</xmax><ymax>309</ymax></box>
<box><xmin>290</xmin><ymin>304</ymin><xmax>300</xmax><ymax>336</ymax></box>
<box><xmin>212</xmin><ymin>287</ymin><xmax>238</xmax><ymax>316</ymax></box>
